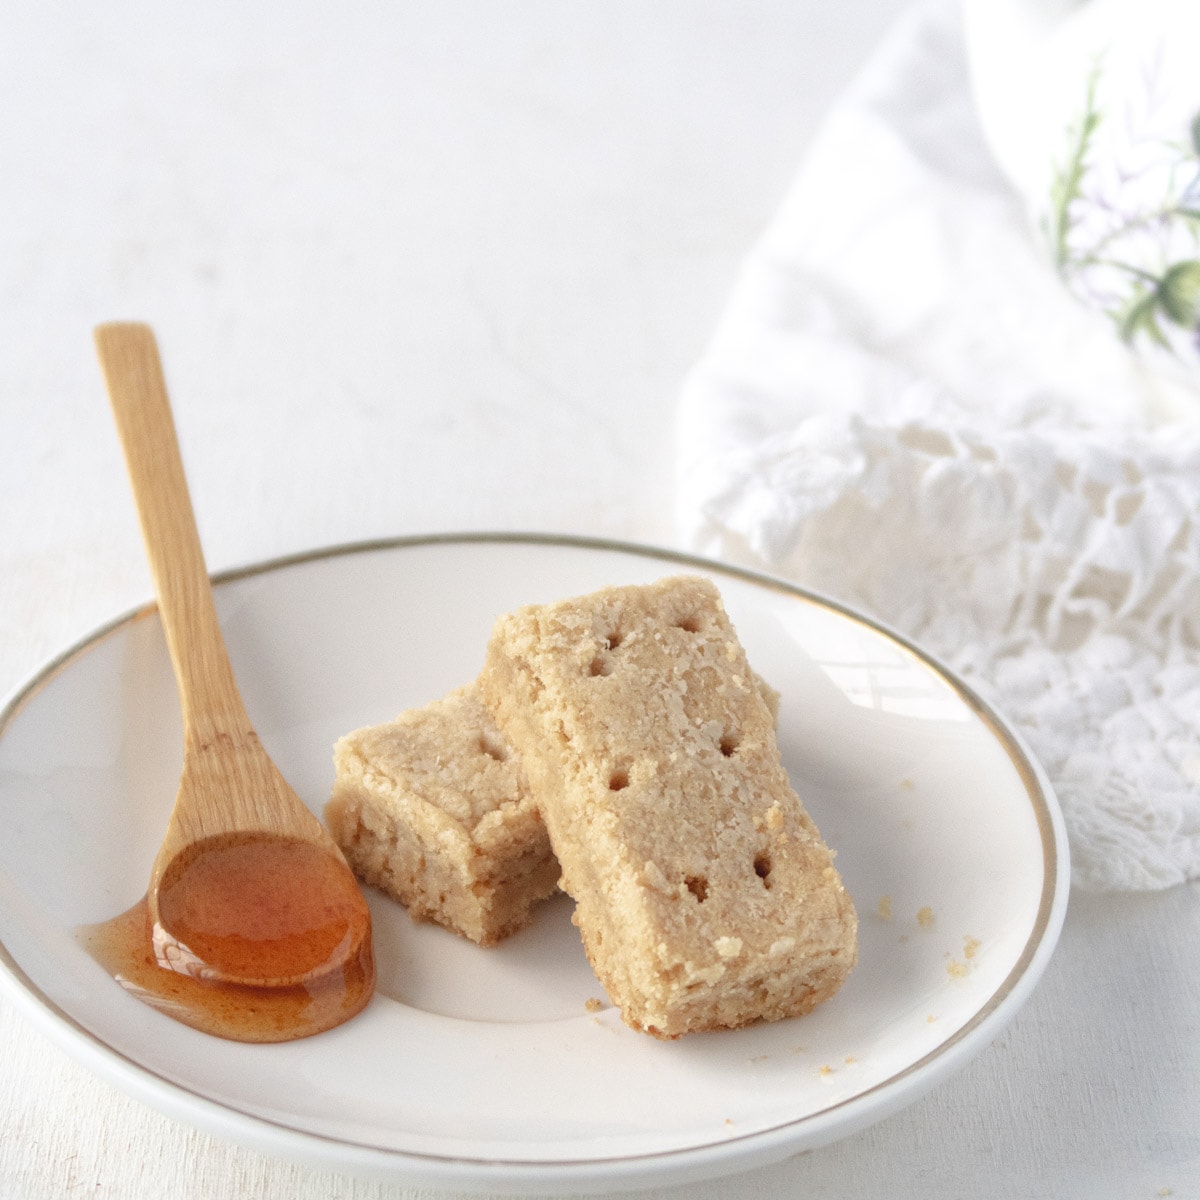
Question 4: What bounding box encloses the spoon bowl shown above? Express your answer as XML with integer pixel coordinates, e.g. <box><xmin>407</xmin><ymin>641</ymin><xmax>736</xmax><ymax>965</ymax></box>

<box><xmin>92</xmin><ymin>322</ymin><xmax>374</xmax><ymax>1014</ymax></box>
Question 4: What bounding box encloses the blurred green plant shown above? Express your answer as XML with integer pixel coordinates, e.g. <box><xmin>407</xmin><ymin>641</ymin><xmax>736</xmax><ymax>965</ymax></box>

<box><xmin>1046</xmin><ymin>65</ymin><xmax>1200</xmax><ymax>357</ymax></box>
<box><xmin>1047</xmin><ymin>68</ymin><xmax>1103</xmax><ymax>273</ymax></box>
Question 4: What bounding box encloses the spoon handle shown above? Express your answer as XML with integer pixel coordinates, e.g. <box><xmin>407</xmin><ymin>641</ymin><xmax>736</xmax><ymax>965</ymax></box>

<box><xmin>94</xmin><ymin>323</ymin><xmax>249</xmax><ymax>748</ymax></box>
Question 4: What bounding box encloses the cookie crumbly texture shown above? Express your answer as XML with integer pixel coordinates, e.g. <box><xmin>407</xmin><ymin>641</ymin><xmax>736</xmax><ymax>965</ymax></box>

<box><xmin>479</xmin><ymin>574</ymin><xmax>857</xmax><ymax>1038</ymax></box>
<box><xmin>326</xmin><ymin>671</ymin><xmax>772</xmax><ymax>948</ymax></box>
<box><xmin>325</xmin><ymin>684</ymin><xmax>559</xmax><ymax>946</ymax></box>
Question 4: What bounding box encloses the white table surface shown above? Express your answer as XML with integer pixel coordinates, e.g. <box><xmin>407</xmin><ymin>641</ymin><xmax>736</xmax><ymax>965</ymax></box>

<box><xmin>2</xmin><ymin>3</ymin><xmax>1198</xmax><ymax>1198</ymax></box>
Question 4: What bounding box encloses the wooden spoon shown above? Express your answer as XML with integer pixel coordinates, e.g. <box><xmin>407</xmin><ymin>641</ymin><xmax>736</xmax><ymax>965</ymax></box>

<box><xmin>93</xmin><ymin>322</ymin><xmax>373</xmax><ymax>994</ymax></box>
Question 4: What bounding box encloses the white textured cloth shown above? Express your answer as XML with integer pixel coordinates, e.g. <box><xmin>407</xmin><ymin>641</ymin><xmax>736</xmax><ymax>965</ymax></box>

<box><xmin>677</xmin><ymin>0</ymin><xmax>1200</xmax><ymax>890</ymax></box>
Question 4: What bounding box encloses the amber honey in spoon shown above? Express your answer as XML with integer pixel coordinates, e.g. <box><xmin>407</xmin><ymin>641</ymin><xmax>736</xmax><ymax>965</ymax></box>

<box><xmin>80</xmin><ymin>322</ymin><xmax>375</xmax><ymax>1042</ymax></box>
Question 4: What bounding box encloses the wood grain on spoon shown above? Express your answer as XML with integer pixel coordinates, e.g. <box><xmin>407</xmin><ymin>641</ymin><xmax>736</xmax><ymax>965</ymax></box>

<box><xmin>87</xmin><ymin>323</ymin><xmax>373</xmax><ymax>1038</ymax></box>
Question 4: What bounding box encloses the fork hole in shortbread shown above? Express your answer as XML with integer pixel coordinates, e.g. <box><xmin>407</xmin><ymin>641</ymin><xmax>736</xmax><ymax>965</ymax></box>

<box><xmin>754</xmin><ymin>851</ymin><xmax>773</xmax><ymax>888</ymax></box>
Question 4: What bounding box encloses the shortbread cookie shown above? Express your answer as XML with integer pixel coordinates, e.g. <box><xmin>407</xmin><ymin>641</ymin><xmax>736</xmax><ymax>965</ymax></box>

<box><xmin>326</xmin><ymin>684</ymin><xmax>559</xmax><ymax>946</ymax></box>
<box><xmin>479</xmin><ymin>575</ymin><xmax>857</xmax><ymax>1037</ymax></box>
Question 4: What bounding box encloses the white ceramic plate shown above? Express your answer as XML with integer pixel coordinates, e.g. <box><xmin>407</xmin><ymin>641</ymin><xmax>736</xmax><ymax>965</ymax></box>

<box><xmin>0</xmin><ymin>534</ymin><xmax>1068</xmax><ymax>1194</ymax></box>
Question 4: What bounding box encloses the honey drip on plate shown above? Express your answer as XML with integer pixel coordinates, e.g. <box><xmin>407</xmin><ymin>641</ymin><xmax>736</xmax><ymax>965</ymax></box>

<box><xmin>80</xmin><ymin>833</ymin><xmax>375</xmax><ymax>1043</ymax></box>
